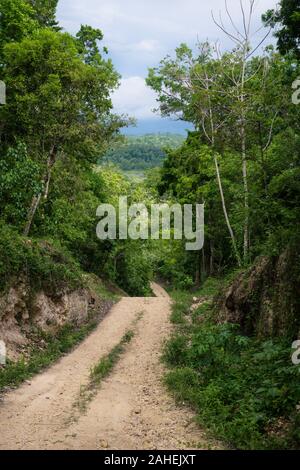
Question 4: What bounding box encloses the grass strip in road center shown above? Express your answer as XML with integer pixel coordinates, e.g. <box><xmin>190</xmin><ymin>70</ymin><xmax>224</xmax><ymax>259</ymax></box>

<box><xmin>74</xmin><ymin>311</ymin><xmax>144</xmax><ymax>414</ymax></box>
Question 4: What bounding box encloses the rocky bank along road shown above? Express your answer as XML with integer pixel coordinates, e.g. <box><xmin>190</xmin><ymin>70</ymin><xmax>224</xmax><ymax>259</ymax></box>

<box><xmin>0</xmin><ymin>283</ymin><xmax>220</xmax><ymax>450</ymax></box>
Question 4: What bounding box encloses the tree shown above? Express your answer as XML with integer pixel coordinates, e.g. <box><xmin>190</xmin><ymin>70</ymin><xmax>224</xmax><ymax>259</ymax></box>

<box><xmin>76</xmin><ymin>25</ymin><xmax>105</xmax><ymax>64</ymax></box>
<box><xmin>147</xmin><ymin>1</ymin><xmax>275</xmax><ymax>266</ymax></box>
<box><xmin>147</xmin><ymin>43</ymin><xmax>242</xmax><ymax>266</ymax></box>
<box><xmin>211</xmin><ymin>0</ymin><xmax>273</xmax><ymax>263</ymax></box>
<box><xmin>0</xmin><ymin>0</ymin><xmax>38</xmax><ymax>62</ymax></box>
<box><xmin>263</xmin><ymin>0</ymin><xmax>300</xmax><ymax>58</ymax></box>
<box><xmin>26</xmin><ymin>0</ymin><xmax>60</xmax><ymax>29</ymax></box>
<box><xmin>0</xmin><ymin>143</ymin><xmax>42</xmax><ymax>226</ymax></box>
<box><xmin>1</xmin><ymin>27</ymin><xmax>121</xmax><ymax>235</ymax></box>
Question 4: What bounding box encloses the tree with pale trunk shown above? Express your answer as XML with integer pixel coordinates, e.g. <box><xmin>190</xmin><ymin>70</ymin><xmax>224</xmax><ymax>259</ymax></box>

<box><xmin>147</xmin><ymin>0</ymin><xmax>276</xmax><ymax>266</ymax></box>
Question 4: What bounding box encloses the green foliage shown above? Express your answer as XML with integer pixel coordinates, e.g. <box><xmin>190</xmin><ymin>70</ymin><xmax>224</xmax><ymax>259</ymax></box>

<box><xmin>103</xmin><ymin>143</ymin><xmax>165</xmax><ymax>171</ymax></box>
<box><xmin>156</xmin><ymin>133</ymin><xmax>242</xmax><ymax>279</ymax></box>
<box><xmin>102</xmin><ymin>133</ymin><xmax>184</xmax><ymax>171</ymax></box>
<box><xmin>0</xmin><ymin>223</ymin><xmax>83</xmax><ymax>293</ymax></box>
<box><xmin>27</xmin><ymin>0</ymin><xmax>59</xmax><ymax>29</ymax></box>
<box><xmin>147</xmin><ymin>39</ymin><xmax>300</xmax><ymax>269</ymax></box>
<box><xmin>168</xmin><ymin>278</ymin><xmax>222</xmax><ymax>324</ymax></box>
<box><xmin>0</xmin><ymin>0</ymin><xmax>299</xmax><ymax>452</ymax></box>
<box><xmin>128</xmin><ymin>133</ymin><xmax>185</xmax><ymax>149</ymax></box>
<box><xmin>0</xmin><ymin>0</ymin><xmax>38</xmax><ymax>59</ymax></box>
<box><xmin>0</xmin><ymin>143</ymin><xmax>42</xmax><ymax>226</ymax></box>
<box><xmin>152</xmin><ymin>239</ymin><xmax>194</xmax><ymax>290</ymax></box>
<box><xmin>263</xmin><ymin>0</ymin><xmax>300</xmax><ymax>58</ymax></box>
<box><xmin>0</xmin><ymin>0</ymin><xmax>153</xmax><ymax>298</ymax></box>
<box><xmin>0</xmin><ymin>4</ymin><xmax>124</xmax><ymax>239</ymax></box>
<box><xmin>76</xmin><ymin>25</ymin><xmax>106</xmax><ymax>64</ymax></box>
<box><xmin>169</xmin><ymin>291</ymin><xmax>191</xmax><ymax>324</ymax></box>
<box><xmin>105</xmin><ymin>239</ymin><xmax>154</xmax><ymax>297</ymax></box>
<box><xmin>154</xmin><ymin>91</ymin><xmax>300</xmax><ymax>277</ymax></box>
<box><xmin>2</xmin><ymin>27</ymin><xmax>120</xmax><ymax>159</ymax></box>
<box><xmin>163</xmin><ymin>287</ymin><xmax>300</xmax><ymax>449</ymax></box>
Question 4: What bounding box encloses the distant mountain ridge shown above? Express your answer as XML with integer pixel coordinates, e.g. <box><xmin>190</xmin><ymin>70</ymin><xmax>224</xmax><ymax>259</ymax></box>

<box><xmin>122</xmin><ymin>119</ymin><xmax>193</xmax><ymax>136</ymax></box>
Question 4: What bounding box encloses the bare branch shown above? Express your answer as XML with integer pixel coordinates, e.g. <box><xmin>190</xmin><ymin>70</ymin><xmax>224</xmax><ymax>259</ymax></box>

<box><xmin>247</xmin><ymin>0</ymin><xmax>256</xmax><ymax>38</ymax></box>
<box><xmin>225</xmin><ymin>0</ymin><xmax>244</xmax><ymax>39</ymax></box>
<box><xmin>240</xmin><ymin>0</ymin><xmax>248</xmax><ymax>39</ymax></box>
<box><xmin>263</xmin><ymin>111</ymin><xmax>278</xmax><ymax>152</ymax></box>
<box><xmin>246</xmin><ymin>28</ymin><xmax>272</xmax><ymax>59</ymax></box>
<box><xmin>211</xmin><ymin>10</ymin><xmax>243</xmax><ymax>47</ymax></box>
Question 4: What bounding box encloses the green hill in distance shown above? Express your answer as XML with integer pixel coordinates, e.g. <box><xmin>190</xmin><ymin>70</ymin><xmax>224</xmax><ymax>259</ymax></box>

<box><xmin>101</xmin><ymin>133</ymin><xmax>184</xmax><ymax>172</ymax></box>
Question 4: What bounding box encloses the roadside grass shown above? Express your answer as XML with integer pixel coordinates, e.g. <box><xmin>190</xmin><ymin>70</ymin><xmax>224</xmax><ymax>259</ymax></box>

<box><xmin>169</xmin><ymin>277</ymin><xmax>221</xmax><ymax>325</ymax></box>
<box><xmin>0</xmin><ymin>321</ymin><xmax>98</xmax><ymax>392</ymax></box>
<box><xmin>83</xmin><ymin>273</ymin><xmax>121</xmax><ymax>301</ymax></box>
<box><xmin>169</xmin><ymin>290</ymin><xmax>191</xmax><ymax>324</ymax></box>
<box><xmin>164</xmin><ymin>277</ymin><xmax>300</xmax><ymax>450</ymax></box>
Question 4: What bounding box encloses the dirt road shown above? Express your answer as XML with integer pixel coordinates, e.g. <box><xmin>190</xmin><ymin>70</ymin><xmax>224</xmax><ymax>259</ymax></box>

<box><xmin>0</xmin><ymin>283</ymin><xmax>216</xmax><ymax>450</ymax></box>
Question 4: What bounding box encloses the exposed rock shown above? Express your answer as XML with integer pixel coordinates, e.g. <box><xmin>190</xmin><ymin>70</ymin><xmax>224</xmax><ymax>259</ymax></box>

<box><xmin>0</xmin><ymin>277</ymin><xmax>30</xmax><ymax>360</ymax></box>
<box><xmin>216</xmin><ymin>247</ymin><xmax>300</xmax><ymax>338</ymax></box>
<box><xmin>32</xmin><ymin>289</ymin><xmax>90</xmax><ymax>331</ymax></box>
<box><xmin>0</xmin><ymin>275</ymin><xmax>115</xmax><ymax>360</ymax></box>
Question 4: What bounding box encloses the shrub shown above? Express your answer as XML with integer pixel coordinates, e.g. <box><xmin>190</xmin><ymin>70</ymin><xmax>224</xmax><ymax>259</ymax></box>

<box><xmin>164</xmin><ymin>285</ymin><xmax>300</xmax><ymax>449</ymax></box>
<box><xmin>0</xmin><ymin>223</ymin><xmax>83</xmax><ymax>294</ymax></box>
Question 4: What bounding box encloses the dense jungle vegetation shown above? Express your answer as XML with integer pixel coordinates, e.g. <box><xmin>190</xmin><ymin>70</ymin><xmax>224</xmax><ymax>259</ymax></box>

<box><xmin>0</xmin><ymin>0</ymin><xmax>300</xmax><ymax>450</ymax></box>
<box><xmin>145</xmin><ymin>0</ymin><xmax>300</xmax><ymax>449</ymax></box>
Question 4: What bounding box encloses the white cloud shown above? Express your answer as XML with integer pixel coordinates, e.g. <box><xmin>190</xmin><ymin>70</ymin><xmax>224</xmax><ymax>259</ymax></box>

<box><xmin>57</xmin><ymin>0</ymin><xmax>278</xmax><ymax>125</ymax></box>
<box><xmin>112</xmin><ymin>76</ymin><xmax>159</xmax><ymax>119</ymax></box>
<box><xmin>134</xmin><ymin>40</ymin><xmax>160</xmax><ymax>53</ymax></box>
<box><xmin>58</xmin><ymin>0</ymin><xmax>277</xmax><ymax>45</ymax></box>
<box><xmin>108</xmin><ymin>38</ymin><xmax>161</xmax><ymax>55</ymax></box>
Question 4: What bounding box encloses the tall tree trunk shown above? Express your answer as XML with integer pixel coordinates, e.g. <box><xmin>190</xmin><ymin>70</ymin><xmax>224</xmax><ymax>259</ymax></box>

<box><xmin>240</xmin><ymin>56</ymin><xmax>249</xmax><ymax>264</ymax></box>
<box><xmin>23</xmin><ymin>146</ymin><xmax>57</xmax><ymax>236</ymax></box>
<box><xmin>204</xmin><ymin>93</ymin><xmax>242</xmax><ymax>268</ymax></box>
<box><xmin>214</xmin><ymin>154</ymin><xmax>242</xmax><ymax>267</ymax></box>
<box><xmin>241</xmin><ymin>119</ymin><xmax>249</xmax><ymax>263</ymax></box>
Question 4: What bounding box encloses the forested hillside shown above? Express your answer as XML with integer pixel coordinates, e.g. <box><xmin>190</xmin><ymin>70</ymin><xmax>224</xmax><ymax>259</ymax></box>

<box><xmin>102</xmin><ymin>133</ymin><xmax>184</xmax><ymax>171</ymax></box>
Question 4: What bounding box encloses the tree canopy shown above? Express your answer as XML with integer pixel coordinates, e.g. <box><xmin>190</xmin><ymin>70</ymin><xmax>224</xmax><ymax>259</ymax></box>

<box><xmin>263</xmin><ymin>0</ymin><xmax>300</xmax><ymax>57</ymax></box>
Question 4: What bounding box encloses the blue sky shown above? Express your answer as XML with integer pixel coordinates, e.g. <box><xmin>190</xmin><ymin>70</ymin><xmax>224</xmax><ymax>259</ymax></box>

<box><xmin>57</xmin><ymin>0</ymin><xmax>277</xmax><ymax>135</ymax></box>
